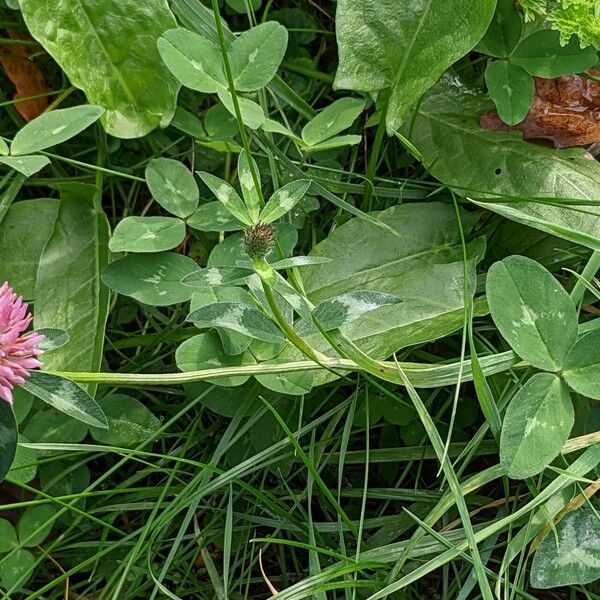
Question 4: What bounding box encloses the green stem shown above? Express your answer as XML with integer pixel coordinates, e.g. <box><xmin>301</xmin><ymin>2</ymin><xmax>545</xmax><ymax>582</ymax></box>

<box><xmin>363</xmin><ymin>96</ymin><xmax>388</xmax><ymax>209</ymax></box>
<box><xmin>39</xmin><ymin>151</ymin><xmax>145</xmax><ymax>182</ymax></box>
<box><xmin>570</xmin><ymin>250</ymin><xmax>600</xmax><ymax>306</ymax></box>
<box><xmin>210</xmin><ymin>0</ymin><xmax>264</xmax><ymax>205</ymax></box>
<box><xmin>260</xmin><ymin>277</ymin><xmax>329</xmax><ymax>364</ymax></box>
<box><xmin>44</xmin><ymin>86</ymin><xmax>76</xmax><ymax>112</ymax></box>
<box><xmin>50</xmin><ymin>350</ymin><xmax>522</xmax><ymax>388</ymax></box>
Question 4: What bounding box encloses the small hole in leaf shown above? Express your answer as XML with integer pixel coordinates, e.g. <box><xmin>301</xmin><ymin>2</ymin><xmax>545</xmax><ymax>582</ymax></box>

<box><xmin>494</xmin><ymin>168</ymin><xmax>502</xmax><ymax>175</ymax></box>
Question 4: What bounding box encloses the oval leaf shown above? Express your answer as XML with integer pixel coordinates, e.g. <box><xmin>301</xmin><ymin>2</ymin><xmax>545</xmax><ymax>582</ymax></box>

<box><xmin>0</xmin><ymin>548</ymin><xmax>35</xmax><ymax>590</ymax></box>
<box><xmin>145</xmin><ymin>158</ymin><xmax>199</xmax><ymax>218</ymax></box>
<box><xmin>259</xmin><ymin>179</ymin><xmax>311</xmax><ymax>224</ymax></box>
<box><xmin>198</xmin><ymin>171</ymin><xmax>253</xmax><ymax>225</ymax></box>
<box><xmin>109</xmin><ymin>216</ymin><xmax>186</xmax><ymax>253</ymax></box>
<box><xmin>187</xmin><ymin>202</ymin><xmax>244</xmax><ymax>232</ymax></box>
<box><xmin>186</xmin><ymin>301</ymin><xmax>284</xmax><ymax>343</ymax></box>
<box><xmin>531</xmin><ymin>506</ymin><xmax>600</xmax><ymax>589</ymax></box>
<box><xmin>11</xmin><ymin>105</ymin><xmax>104</xmax><ymax>155</ymax></box>
<box><xmin>485</xmin><ymin>61</ymin><xmax>533</xmax><ymax>126</ymax></box>
<box><xmin>89</xmin><ymin>394</ymin><xmax>161</xmax><ymax>447</ymax></box>
<box><xmin>176</xmin><ymin>332</ymin><xmax>255</xmax><ymax>387</ymax></box>
<box><xmin>229</xmin><ymin>22</ymin><xmax>288</xmax><ymax>92</ymax></box>
<box><xmin>562</xmin><ymin>328</ymin><xmax>600</xmax><ymax>400</ymax></box>
<box><xmin>17</xmin><ymin>505</ymin><xmax>56</xmax><ymax>547</ymax></box>
<box><xmin>301</xmin><ymin>97</ymin><xmax>365</xmax><ymax>146</ymax></box>
<box><xmin>158</xmin><ymin>27</ymin><xmax>225</xmax><ymax>93</ymax></box>
<box><xmin>486</xmin><ymin>255</ymin><xmax>577</xmax><ymax>371</ymax></box>
<box><xmin>182</xmin><ymin>266</ymin><xmax>250</xmax><ymax>289</ymax></box>
<box><xmin>102</xmin><ymin>252</ymin><xmax>198</xmax><ymax>306</ymax></box>
<box><xmin>256</xmin><ymin>363</ymin><xmax>315</xmax><ymax>396</ymax></box>
<box><xmin>217</xmin><ymin>88</ymin><xmax>265</xmax><ymax>130</ymax></box>
<box><xmin>21</xmin><ymin>371</ymin><xmax>108</xmax><ymax>429</ymax></box>
<box><xmin>34</xmin><ymin>328</ymin><xmax>70</xmax><ymax>352</ymax></box>
<box><xmin>313</xmin><ymin>290</ymin><xmax>402</xmax><ymax>331</ymax></box>
<box><xmin>237</xmin><ymin>150</ymin><xmax>261</xmax><ymax>221</ymax></box>
<box><xmin>0</xmin><ymin>155</ymin><xmax>50</xmax><ymax>177</ymax></box>
<box><xmin>500</xmin><ymin>373</ymin><xmax>573</xmax><ymax>479</ymax></box>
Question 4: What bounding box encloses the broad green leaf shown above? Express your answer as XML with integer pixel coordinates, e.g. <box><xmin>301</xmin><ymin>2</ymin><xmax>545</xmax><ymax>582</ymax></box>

<box><xmin>562</xmin><ymin>329</ymin><xmax>600</xmax><ymax>400</ymax></box>
<box><xmin>312</xmin><ymin>291</ymin><xmax>402</xmax><ymax>331</ymax></box>
<box><xmin>0</xmin><ymin>548</ymin><xmax>34</xmax><ymax>590</ymax></box>
<box><xmin>486</xmin><ymin>256</ymin><xmax>577</xmax><ymax>371</ymax></box>
<box><xmin>405</xmin><ymin>76</ymin><xmax>600</xmax><ymax>251</ymax></box>
<box><xmin>0</xmin><ymin>138</ymin><xmax>8</xmax><ymax>155</ymax></box>
<box><xmin>198</xmin><ymin>171</ymin><xmax>253</xmax><ymax>225</ymax></box>
<box><xmin>109</xmin><ymin>216</ymin><xmax>185</xmax><ymax>253</ymax></box>
<box><xmin>176</xmin><ymin>332</ymin><xmax>255</xmax><ymax>387</ymax></box>
<box><xmin>22</xmin><ymin>371</ymin><xmax>108</xmax><ymax>429</ymax></box>
<box><xmin>186</xmin><ymin>301</ymin><xmax>284</xmax><ymax>343</ymax></box>
<box><xmin>20</xmin><ymin>0</ymin><xmax>180</xmax><ymax>138</ymax></box>
<box><xmin>301</xmin><ymin>97</ymin><xmax>365</xmax><ymax>146</ymax></box>
<box><xmin>187</xmin><ymin>202</ymin><xmax>244</xmax><ymax>232</ymax></box>
<box><xmin>229</xmin><ymin>21</ymin><xmax>288</xmax><ymax>92</ymax></box>
<box><xmin>477</xmin><ymin>0</ymin><xmax>522</xmax><ymax>57</ymax></box>
<box><xmin>334</xmin><ymin>0</ymin><xmax>495</xmax><ymax>132</ymax></box>
<box><xmin>237</xmin><ymin>150</ymin><xmax>261</xmax><ymax>221</ymax></box>
<box><xmin>89</xmin><ymin>394</ymin><xmax>161</xmax><ymax>447</ymax></box>
<box><xmin>191</xmin><ymin>287</ymin><xmax>255</xmax><ymax>355</ymax></box>
<box><xmin>158</xmin><ymin>27</ymin><xmax>225</xmax><ymax>92</ymax></box>
<box><xmin>301</xmin><ymin>202</ymin><xmax>485</xmax><ymax>357</ymax></box>
<box><xmin>511</xmin><ymin>30</ymin><xmax>598</xmax><ymax>77</ymax></box>
<box><xmin>531</xmin><ymin>506</ymin><xmax>600</xmax><ymax>589</ymax></box>
<box><xmin>217</xmin><ymin>88</ymin><xmax>266</xmax><ymax>129</ymax></box>
<box><xmin>182</xmin><ymin>266</ymin><xmax>249</xmax><ymax>289</ymax></box>
<box><xmin>10</xmin><ymin>105</ymin><xmax>104</xmax><ymax>155</ymax></box>
<box><xmin>256</xmin><ymin>362</ymin><xmax>314</xmax><ymax>396</ymax></box>
<box><xmin>23</xmin><ymin>409</ymin><xmax>88</xmax><ymax>446</ymax></box>
<box><xmin>0</xmin><ymin>155</ymin><xmax>50</xmax><ymax>177</ymax></box>
<box><xmin>500</xmin><ymin>373</ymin><xmax>573</xmax><ymax>479</ymax></box>
<box><xmin>485</xmin><ymin>61</ymin><xmax>532</xmax><ymax>126</ymax></box>
<box><xmin>102</xmin><ymin>252</ymin><xmax>198</xmax><ymax>306</ymax></box>
<box><xmin>259</xmin><ymin>180</ymin><xmax>311</xmax><ymax>224</ymax></box>
<box><xmin>0</xmin><ymin>520</ymin><xmax>17</xmax><ymax>552</ymax></box>
<box><xmin>34</xmin><ymin>185</ymin><xmax>109</xmax><ymax>394</ymax></box>
<box><xmin>17</xmin><ymin>505</ymin><xmax>56</xmax><ymax>546</ymax></box>
<box><xmin>0</xmin><ymin>199</ymin><xmax>58</xmax><ymax>299</ymax></box>
<box><xmin>145</xmin><ymin>158</ymin><xmax>199</xmax><ymax>218</ymax></box>
<box><xmin>0</xmin><ymin>400</ymin><xmax>17</xmax><ymax>482</ymax></box>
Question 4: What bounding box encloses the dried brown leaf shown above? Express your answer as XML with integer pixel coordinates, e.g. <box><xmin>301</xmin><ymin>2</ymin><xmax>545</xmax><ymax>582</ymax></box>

<box><xmin>0</xmin><ymin>29</ymin><xmax>52</xmax><ymax>121</ymax></box>
<box><xmin>481</xmin><ymin>69</ymin><xmax>600</xmax><ymax>148</ymax></box>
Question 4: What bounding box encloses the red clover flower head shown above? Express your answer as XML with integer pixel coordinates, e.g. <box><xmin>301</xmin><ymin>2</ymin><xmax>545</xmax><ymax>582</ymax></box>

<box><xmin>0</xmin><ymin>282</ymin><xmax>44</xmax><ymax>405</ymax></box>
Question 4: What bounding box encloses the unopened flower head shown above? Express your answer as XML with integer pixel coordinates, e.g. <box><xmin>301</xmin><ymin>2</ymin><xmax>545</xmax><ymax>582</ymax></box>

<box><xmin>0</xmin><ymin>282</ymin><xmax>44</xmax><ymax>405</ymax></box>
<box><xmin>244</xmin><ymin>222</ymin><xmax>276</xmax><ymax>260</ymax></box>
